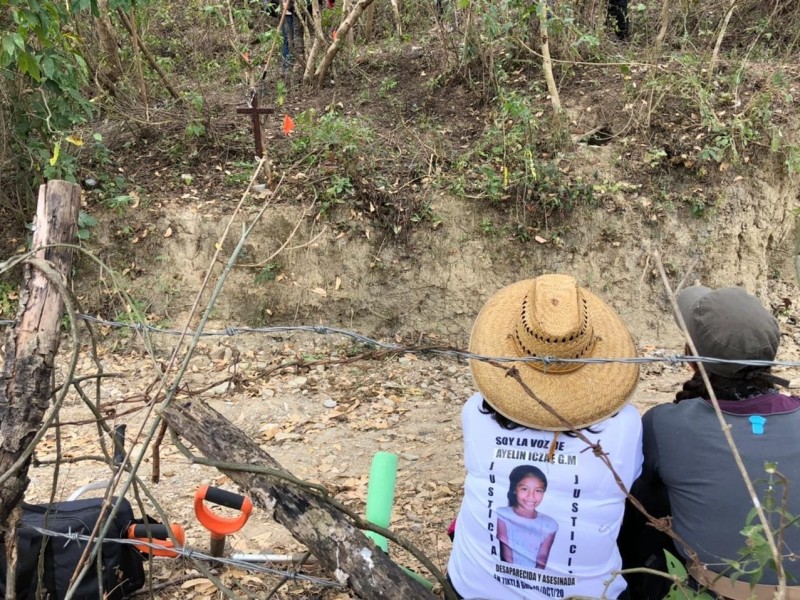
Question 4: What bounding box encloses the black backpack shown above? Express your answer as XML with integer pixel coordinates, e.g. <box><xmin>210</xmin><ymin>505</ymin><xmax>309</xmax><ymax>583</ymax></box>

<box><xmin>0</xmin><ymin>497</ymin><xmax>146</xmax><ymax>600</ymax></box>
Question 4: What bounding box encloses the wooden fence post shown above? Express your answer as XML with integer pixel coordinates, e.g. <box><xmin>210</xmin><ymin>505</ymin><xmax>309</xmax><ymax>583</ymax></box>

<box><xmin>0</xmin><ymin>180</ymin><xmax>81</xmax><ymax>531</ymax></box>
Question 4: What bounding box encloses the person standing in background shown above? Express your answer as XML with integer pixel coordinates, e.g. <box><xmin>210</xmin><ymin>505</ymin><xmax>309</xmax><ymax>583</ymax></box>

<box><xmin>607</xmin><ymin>0</ymin><xmax>629</xmax><ymax>39</ymax></box>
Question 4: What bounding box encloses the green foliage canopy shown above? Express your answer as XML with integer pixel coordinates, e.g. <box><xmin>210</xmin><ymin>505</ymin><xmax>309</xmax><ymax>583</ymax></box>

<box><xmin>1</xmin><ymin>0</ymin><xmax>95</xmax><ymax>185</ymax></box>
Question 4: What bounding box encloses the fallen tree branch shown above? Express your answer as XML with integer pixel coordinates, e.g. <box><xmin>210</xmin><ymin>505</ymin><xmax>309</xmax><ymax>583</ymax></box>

<box><xmin>161</xmin><ymin>397</ymin><xmax>443</xmax><ymax>600</ymax></box>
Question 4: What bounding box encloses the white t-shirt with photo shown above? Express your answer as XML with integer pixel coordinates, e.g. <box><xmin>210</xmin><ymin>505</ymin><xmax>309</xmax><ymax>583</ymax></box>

<box><xmin>447</xmin><ymin>393</ymin><xmax>643</xmax><ymax>599</ymax></box>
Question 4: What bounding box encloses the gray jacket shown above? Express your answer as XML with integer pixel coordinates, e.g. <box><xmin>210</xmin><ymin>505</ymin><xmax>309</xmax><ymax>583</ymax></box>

<box><xmin>642</xmin><ymin>393</ymin><xmax>800</xmax><ymax>585</ymax></box>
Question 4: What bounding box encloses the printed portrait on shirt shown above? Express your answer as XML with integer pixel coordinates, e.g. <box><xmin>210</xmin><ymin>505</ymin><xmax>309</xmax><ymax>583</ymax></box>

<box><xmin>496</xmin><ymin>465</ymin><xmax>559</xmax><ymax>570</ymax></box>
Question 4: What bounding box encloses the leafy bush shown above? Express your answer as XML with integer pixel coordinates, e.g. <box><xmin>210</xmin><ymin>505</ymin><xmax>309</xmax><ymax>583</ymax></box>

<box><xmin>290</xmin><ymin>107</ymin><xmax>374</xmax><ymax>163</ymax></box>
<box><xmin>452</xmin><ymin>85</ymin><xmax>594</xmax><ymax>237</ymax></box>
<box><xmin>641</xmin><ymin>58</ymin><xmax>798</xmax><ymax>170</ymax></box>
<box><xmin>1</xmin><ymin>0</ymin><xmax>94</xmax><ymax>211</ymax></box>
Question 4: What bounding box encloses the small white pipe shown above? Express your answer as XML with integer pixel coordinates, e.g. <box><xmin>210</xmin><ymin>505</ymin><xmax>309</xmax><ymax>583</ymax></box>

<box><xmin>67</xmin><ymin>480</ymin><xmax>110</xmax><ymax>501</ymax></box>
<box><xmin>230</xmin><ymin>553</ymin><xmax>315</xmax><ymax>563</ymax></box>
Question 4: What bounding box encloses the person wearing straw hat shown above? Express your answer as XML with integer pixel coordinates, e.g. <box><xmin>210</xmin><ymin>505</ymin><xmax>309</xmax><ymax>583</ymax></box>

<box><xmin>621</xmin><ymin>285</ymin><xmax>800</xmax><ymax>600</ymax></box>
<box><xmin>446</xmin><ymin>274</ymin><xmax>642</xmax><ymax>600</ymax></box>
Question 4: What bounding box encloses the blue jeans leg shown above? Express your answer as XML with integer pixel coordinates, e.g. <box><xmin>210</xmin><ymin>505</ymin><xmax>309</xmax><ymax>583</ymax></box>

<box><xmin>281</xmin><ymin>13</ymin><xmax>295</xmax><ymax>68</ymax></box>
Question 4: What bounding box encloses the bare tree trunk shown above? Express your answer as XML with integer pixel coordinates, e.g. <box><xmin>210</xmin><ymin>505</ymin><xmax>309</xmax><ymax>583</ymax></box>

<box><xmin>162</xmin><ymin>398</ymin><xmax>440</xmax><ymax>600</ymax></box>
<box><xmin>710</xmin><ymin>0</ymin><xmax>738</xmax><ymax>72</ymax></box>
<box><xmin>341</xmin><ymin>0</ymin><xmax>355</xmax><ymax>45</ymax></box>
<box><xmin>116</xmin><ymin>8</ymin><xmax>182</xmax><ymax>102</ymax></box>
<box><xmin>77</xmin><ymin>36</ymin><xmax>120</xmax><ymax>98</ymax></box>
<box><xmin>538</xmin><ymin>1</ymin><xmax>562</xmax><ymax>114</ymax></box>
<box><xmin>0</xmin><ymin>180</ymin><xmax>80</xmax><ymax>566</ymax></box>
<box><xmin>128</xmin><ymin>4</ymin><xmax>149</xmax><ymax>110</ymax></box>
<box><xmin>389</xmin><ymin>0</ymin><xmax>403</xmax><ymax>37</ymax></box>
<box><xmin>93</xmin><ymin>0</ymin><xmax>124</xmax><ymax>84</ymax></box>
<box><xmin>295</xmin><ymin>2</ymin><xmax>313</xmax><ymax>76</ymax></box>
<box><xmin>461</xmin><ymin>3</ymin><xmax>473</xmax><ymax>67</ymax></box>
<box><xmin>315</xmin><ymin>0</ymin><xmax>378</xmax><ymax>85</ymax></box>
<box><xmin>364</xmin><ymin>2</ymin><xmax>375</xmax><ymax>41</ymax></box>
<box><xmin>653</xmin><ymin>0</ymin><xmax>672</xmax><ymax>55</ymax></box>
<box><xmin>300</xmin><ymin>0</ymin><xmax>326</xmax><ymax>85</ymax></box>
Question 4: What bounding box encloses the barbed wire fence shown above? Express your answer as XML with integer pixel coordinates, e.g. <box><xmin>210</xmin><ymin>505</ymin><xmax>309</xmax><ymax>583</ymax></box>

<box><xmin>3</xmin><ymin>306</ymin><xmax>799</xmax><ymax>599</ymax></box>
<box><xmin>2</xmin><ymin>176</ymin><xmax>798</xmax><ymax>599</ymax></box>
<box><xmin>4</xmin><ymin>315</ymin><xmax>800</xmax><ymax>372</ymax></box>
<box><xmin>21</xmin><ymin>524</ymin><xmax>344</xmax><ymax>589</ymax></box>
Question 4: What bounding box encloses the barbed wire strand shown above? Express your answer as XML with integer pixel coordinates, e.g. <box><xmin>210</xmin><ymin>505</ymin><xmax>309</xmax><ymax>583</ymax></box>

<box><xmin>3</xmin><ymin>314</ymin><xmax>799</xmax><ymax>370</ymax></box>
<box><xmin>21</xmin><ymin>524</ymin><xmax>344</xmax><ymax>588</ymax></box>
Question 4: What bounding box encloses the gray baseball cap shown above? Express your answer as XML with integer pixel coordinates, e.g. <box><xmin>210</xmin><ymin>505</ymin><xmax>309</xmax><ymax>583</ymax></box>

<box><xmin>676</xmin><ymin>286</ymin><xmax>780</xmax><ymax>377</ymax></box>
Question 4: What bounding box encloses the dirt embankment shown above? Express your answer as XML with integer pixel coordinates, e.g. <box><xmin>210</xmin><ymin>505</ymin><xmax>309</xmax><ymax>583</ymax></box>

<box><xmin>31</xmin><ymin>33</ymin><xmax>789</xmax><ymax>347</ymax></box>
<box><xmin>94</xmin><ymin>161</ymin><xmax>798</xmax><ymax>351</ymax></box>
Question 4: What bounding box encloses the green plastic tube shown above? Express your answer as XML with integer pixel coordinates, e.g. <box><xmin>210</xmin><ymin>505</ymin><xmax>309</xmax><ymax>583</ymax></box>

<box><xmin>402</xmin><ymin>566</ymin><xmax>435</xmax><ymax>590</ymax></box>
<box><xmin>364</xmin><ymin>451</ymin><xmax>398</xmax><ymax>552</ymax></box>
<box><xmin>364</xmin><ymin>452</ymin><xmax>435</xmax><ymax>590</ymax></box>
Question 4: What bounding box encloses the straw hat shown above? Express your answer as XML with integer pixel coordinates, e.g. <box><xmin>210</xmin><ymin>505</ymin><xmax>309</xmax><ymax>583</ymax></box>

<box><xmin>469</xmin><ymin>274</ymin><xmax>639</xmax><ymax>431</ymax></box>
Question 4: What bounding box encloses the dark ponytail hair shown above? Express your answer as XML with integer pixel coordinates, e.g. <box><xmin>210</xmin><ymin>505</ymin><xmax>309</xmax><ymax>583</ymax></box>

<box><xmin>675</xmin><ymin>369</ymin><xmax>775</xmax><ymax>403</ymax></box>
<box><xmin>480</xmin><ymin>398</ymin><xmax>603</xmax><ymax>435</ymax></box>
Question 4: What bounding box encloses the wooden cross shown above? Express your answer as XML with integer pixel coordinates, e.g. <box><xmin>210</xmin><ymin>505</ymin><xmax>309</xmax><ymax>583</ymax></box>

<box><xmin>236</xmin><ymin>93</ymin><xmax>275</xmax><ymax>158</ymax></box>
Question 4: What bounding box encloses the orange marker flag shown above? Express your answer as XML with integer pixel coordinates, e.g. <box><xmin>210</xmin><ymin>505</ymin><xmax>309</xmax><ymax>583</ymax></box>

<box><xmin>282</xmin><ymin>115</ymin><xmax>296</xmax><ymax>136</ymax></box>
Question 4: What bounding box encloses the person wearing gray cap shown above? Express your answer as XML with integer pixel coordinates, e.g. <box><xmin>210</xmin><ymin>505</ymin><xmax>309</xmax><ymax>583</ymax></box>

<box><xmin>619</xmin><ymin>285</ymin><xmax>800</xmax><ymax>600</ymax></box>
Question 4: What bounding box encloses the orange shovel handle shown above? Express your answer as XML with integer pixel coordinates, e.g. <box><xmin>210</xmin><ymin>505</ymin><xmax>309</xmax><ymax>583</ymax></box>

<box><xmin>194</xmin><ymin>485</ymin><xmax>253</xmax><ymax>536</ymax></box>
<box><xmin>127</xmin><ymin>523</ymin><xmax>186</xmax><ymax>558</ymax></box>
